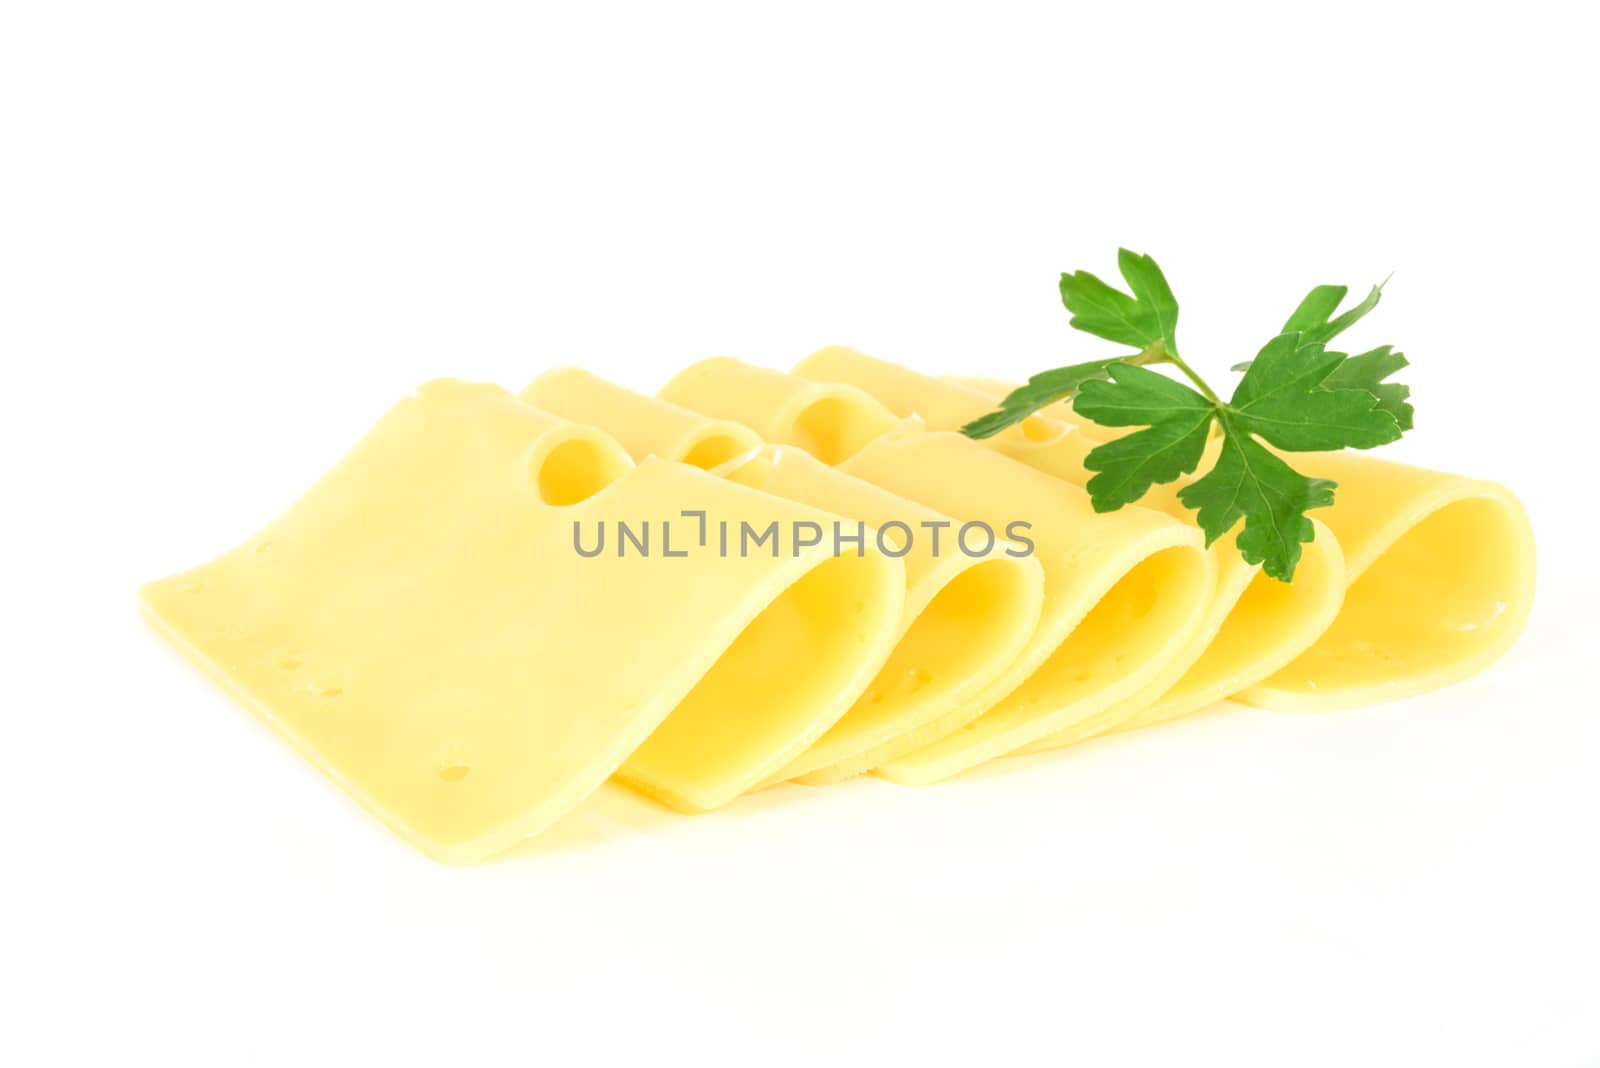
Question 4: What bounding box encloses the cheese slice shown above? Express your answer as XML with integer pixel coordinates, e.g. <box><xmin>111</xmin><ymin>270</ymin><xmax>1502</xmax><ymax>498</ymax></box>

<box><xmin>718</xmin><ymin>447</ymin><xmax>1047</xmax><ymax>783</ymax></box>
<box><xmin>525</xmin><ymin>367</ymin><xmax>763</xmax><ymax>468</ymax></box>
<box><xmin>659</xmin><ymin>357</ymin><xmax>1216</xmax><ymax>782</ymax></box>
<box><xmin>833</xmin><ymin>350</ymin><xmax>1534</xmax><ymax>717</ymax></box>
<box><xmin>1013</xmin><ymin>461</ymin><xmax>1347</xmax><ymax>755</ymax></box>
<box><xmin>796</xmin><ymin>347</ymin><xmax>1349</xmax><ymax>750</ymax></box>
<box><xmin>142</xmin><ymin>380</ymin><xmax>905</xmax><ymax>863</ymax></box>
<box><xmin>660</xmin><ymin>356</ymin><xmax>900</xmax><ymax>464</ymax></box>
<box><xmin>1238</xmin><ymin>450</ymin><xmax>1535</xmax><ymax>709</ymax></box>
<box><xmin>936</xmin><ymin>360</ymin><xmax>1536</xmax><ymax>712</ymax></box>
<box><xmin>520</xmin><ymin>369</ymin><xmax>1049</xmax><ymax>784</ymax></box>
<box><xmin>838</xmin><ymin>431</ymin><xmax>1213</xmax><ymax>782</ymax></box>
<box><xmin>142</xmin><ymin>357</ymin><xmax>1534</xmax><ymax>860</ymax></box>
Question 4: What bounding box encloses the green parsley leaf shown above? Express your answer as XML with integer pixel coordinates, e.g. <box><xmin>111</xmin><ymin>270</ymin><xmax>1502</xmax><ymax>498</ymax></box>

<box><xmin>960</xmin><ymin>357</ymin><xmax>1127</xmax><ymax>439</ymax></box>
<box><xmin>1227</xmin><ymin>333</ymin><xmax>1404</xmax><ymax>451</ymax></box>
<box><xmin>959</xmin><ymin>341</ymin><xmax>1176</xmax><ymax>439</ymax></box>
<box><xmin>1231</xmin><ymin>279</ymin><xmax>1389</xmax><ymax>370</ymax></box>
<box><xmin>1283</xmin><ymin>280</ymin><xmax>1385</xmax><ymax>345</ymax></box>
<box><xmin>1075</xmin><ymin>363</ymin><xmax>1213</xmax><ymax>510</ymax></box>
<box><xmin>960</xmin><ymin>250</ymin><xmax>1416</xmax><ymax>581</ymax></box>
<box><xmin>1059</xmin><ymin>248</ymin><xmax>1181</xmax><ymax>354</ymax></box>
<box><xmin>1320</xmin><ymin>345</ymin><xmax>1413</xmax><ymax>432</ymax></box>
<box><xmin>1228</xmin><ymin>279</ymin><xmax>1411</xmax><ymax>436</ymax></box>
<box><xmin>1177</xmin><ymin>430</ymin><xmax>1337</xmax><ymax>582</ymax></box>
<box><xmin>963</xmin><ymin>249</ymin><xmax>1184</xmax><ymax>439</ymax></box>
<box><xmin>1069</xmin><ymin>334</ymin><xmax>1402</xmax><ymax>576</ymax></box>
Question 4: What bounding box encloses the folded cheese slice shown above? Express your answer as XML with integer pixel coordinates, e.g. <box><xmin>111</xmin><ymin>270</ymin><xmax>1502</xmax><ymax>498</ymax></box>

<box><xmin>660</xmin><ymin>356</ymin><xmax>900</xmax><ymax>464</ymax></box>
<box><xmin>796</xmin><ymin>347</ymin><xmax>1349</xmax><ymax>750</ymax></box>
<box><xmin>1237</xmin><ymin>450</ymin><xmax>1535</xmax><ymax>710</ymax></box>
<box><xmin>838</xmin><ymin>431</ymin><xmax>1213</xmax><ymax>782</ymax></box>
<box><xmin>142</xmin><ymin>380</ymin><xmax>905</xmax><ymax>863</ymax></box>
<box><xmin>936</xmin><ymin>362</ymin><xmax>1535</xmax><ymax>712</ymax></box>
<box><xmin>714</xmin><ymin>446</ymin><xmax>1046</xmax><ymax>784</ymax></box>
<box><xmin>521</xmin><ymin>369</ymin><xmax>1048</xmax><ymax>784</ymax></box>
<box><xmin>525</xmin><ymin>367</ymin><xmax>763</xmax><ymax>469</ymax></box>
<box><xmin>1012</xmin><ymin>460</ymin><xmax>1346</xmax><ymax>755</ymax></box>
<box><xmin>659</xmin><ymin>357</ymin><xmax>1215</xmax><ymax>783</ymax></box>
<box><xmin>837</xmin><ymin>349</ymin><xmax>1534</xmax><ymax>716</ymax></box>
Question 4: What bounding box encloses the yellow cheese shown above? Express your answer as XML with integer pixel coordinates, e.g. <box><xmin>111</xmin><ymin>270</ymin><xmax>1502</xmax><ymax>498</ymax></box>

<box><xmin>142</xmin><ymin>353</ymin><xmax>1535</xmax><ymax>860</ymax></box>
<box><xmin>659</xmin><ymin>357</ymin><xmax>1215</xmax><ymax>782</ymax></box>
<box><xmin>1013</xmin><ymin>499</ymin><xmax>1346</xmax><ymax>755</ymax></box>
<box><xmin>525</xmin><ymin>367</ymin><xmax>762</xmax><ymax>469</ymax></box>
<box><xmin>838</xmin><ymin>431</ymin><xmax>1213</xmax><ymax>782</ymax></box>
<box><xmin>520</xmin><ymin>369</ymin><xmax>1048</xmax><ymax>784</ymax></box>
<box><xmin>795</xmin><ymin>347</ymin><xmax>1350</xmax><ymax>750</ymax></box>
<box><xmin>717</xmin><ymin>447</ymin><xmax>1047</xmax><ymax>783</ymax></box>
<box><xmin>142</xmin><ymin>380</ymin><xmax>905</xmax><ymax>863</ymax></box>
<box><xmin>837</xmin><ymin>351</ymin><xmax>1534</xmax><ymax>717</ymax></box>
<box><xmin>1237</xmin><ymin>450</ymin><xmax>1535</xmax><ymax>710</ymax></box>
<box><xmin>660</xmin><ymin>356</ymin><xmax>900</xmax><ymax>464</ymax></box>
<box><xmin>796</xmin><ymin>348</ymin><xmax>1111</xmax><ymax>487</ymax></box>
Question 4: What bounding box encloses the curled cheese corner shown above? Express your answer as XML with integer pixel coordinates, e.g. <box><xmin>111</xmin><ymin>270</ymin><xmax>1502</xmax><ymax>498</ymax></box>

<box><xmin>660</xmin><ymin>356</ymin><xmax>900</xmax><ymax>464</ymax></box>
<box><xmin>141</xmin><ymin>379</ymin><xmax>906</xmax><ymax>863</ymax></box>
<box><xmin>521</xmin><ymin>368</ymin><xmax>1048</xmax><ymax>786</ymax></box>
<box><xmin>835</xmin><ymin>431</ymin><xmax>1215</xmax><ymax>783</ymax></box>
<box><xmin>1237</xmin><ymin>454</ymin><xmax>1535</xmax><ymax>711</ymax></box>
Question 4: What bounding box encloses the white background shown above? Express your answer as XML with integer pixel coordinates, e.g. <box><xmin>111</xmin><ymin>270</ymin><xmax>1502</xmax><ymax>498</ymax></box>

<box><xmin>7</xmin><ymin>1</ymin><xmax>1599</xmax><ymax>1065</ymax></box>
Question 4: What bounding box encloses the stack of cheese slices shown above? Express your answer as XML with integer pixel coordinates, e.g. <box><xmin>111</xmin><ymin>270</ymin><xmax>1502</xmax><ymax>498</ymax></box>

<box><xmin>142</xmin><ymin>348</ymin><xmax>1535</xmax><ymax>862</ymax></box>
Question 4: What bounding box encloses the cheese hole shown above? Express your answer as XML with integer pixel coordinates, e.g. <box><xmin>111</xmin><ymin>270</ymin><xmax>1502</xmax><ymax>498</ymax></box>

<box><xmin>680</xmin><ymin>431</ymin><xmax>758</xmax><ymax>470</ymax></box>
<box><xmin>1018</xmin><ymin>414</ymin><xmax>1063</xmax><ymax>443</ymax></box>
<box><xmin>786</xmin><ymin>394</ymin><xmax>897</xmax><ymax>465</ymax></box>
<box><xmin>534</xmin><ymin>435</ymin><xmax>630</xmax><ymax>506</ymax></box>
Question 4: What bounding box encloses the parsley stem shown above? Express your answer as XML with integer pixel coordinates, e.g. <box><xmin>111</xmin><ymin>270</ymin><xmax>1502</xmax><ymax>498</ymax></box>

<box><xmin>1161</xmin><ymin>350</ymin><xmax>1223</xmax><ymax>406</ymax></box>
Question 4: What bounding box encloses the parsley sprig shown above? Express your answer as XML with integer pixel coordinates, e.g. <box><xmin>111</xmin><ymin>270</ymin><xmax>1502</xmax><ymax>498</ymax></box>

<box><xmin>961</xmin><ymin>249</ymin><xmax>1412</xmax><ymax>581</ymax></box>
